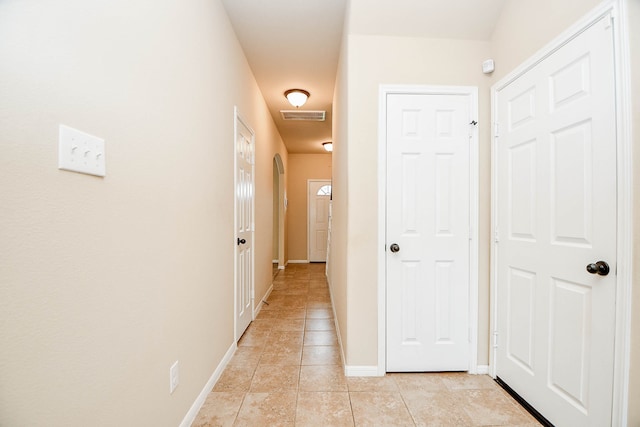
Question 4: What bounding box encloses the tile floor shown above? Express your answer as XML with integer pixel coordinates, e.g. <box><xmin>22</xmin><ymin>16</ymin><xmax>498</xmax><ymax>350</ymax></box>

<box><xmin>193</xmin><ymin>263</ymin><xmax>541</xmax><ymax>427</ymax></box>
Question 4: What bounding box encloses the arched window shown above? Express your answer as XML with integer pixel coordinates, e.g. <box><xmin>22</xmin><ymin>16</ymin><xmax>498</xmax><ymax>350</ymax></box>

<box><xmin>317</xmin><ymin>185</ymin><xmax>332</xmax><ymax>196</ymax></box>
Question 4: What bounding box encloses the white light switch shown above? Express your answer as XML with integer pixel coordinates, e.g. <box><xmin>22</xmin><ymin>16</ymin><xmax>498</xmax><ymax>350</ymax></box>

<box><xmin>58</xmin><ymin>125</ymin><xmax>106</xmax><ymax>177</ymax></box>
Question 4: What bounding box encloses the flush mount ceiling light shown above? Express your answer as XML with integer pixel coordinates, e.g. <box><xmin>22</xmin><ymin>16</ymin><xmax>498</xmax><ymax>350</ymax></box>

<box><xmin>322</xmin><ymin>142</ymin><xmax>333</xmax><ymax>152</ymax></box>
<box><xmin>284</xmin><ymin>89</ymin><xmax>310</xmax><ymax>108</ymax></box>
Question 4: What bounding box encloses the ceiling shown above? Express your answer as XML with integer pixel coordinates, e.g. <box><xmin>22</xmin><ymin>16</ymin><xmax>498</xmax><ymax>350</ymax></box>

<box><xmin>221</xmin><ymin>0</ymin><xmax>507</xmax><ymax>154</ymax></box>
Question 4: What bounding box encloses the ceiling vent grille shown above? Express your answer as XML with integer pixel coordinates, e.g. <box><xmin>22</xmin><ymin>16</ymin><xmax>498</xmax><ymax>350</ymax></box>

<box><xmin>280</xmin><ymin>110</ymin><xmax>326</xmax><ymax>121</ymax></box>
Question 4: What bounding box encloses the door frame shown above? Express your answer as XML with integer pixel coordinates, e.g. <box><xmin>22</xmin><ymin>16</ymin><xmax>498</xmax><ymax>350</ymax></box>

<box><xmin>274</xmin><ymin>154</ymin><xmax>286</xmax><ymax>270</ymax></box>
<box><xmin>233</xmin><ymin>106</ymin><xmax>256</xmax><ymax>341</ymax></box>
<box><xmin>489</xmin><ymin>1</ymin><xmax>633</xmax><ymax>425</ymax></box>
<box><xmin>307</xmin><ymin>179</ymin><xmax>332</xmax><ymax>262</ymax></box>
<box><xmin>377</xmin><ymin>85</ymin><xmax>480</xmax><ymax>375</ymax></box>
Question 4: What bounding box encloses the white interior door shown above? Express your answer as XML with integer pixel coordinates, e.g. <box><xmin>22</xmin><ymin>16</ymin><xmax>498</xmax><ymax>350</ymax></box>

<box><xmin>494</xmin><ymin>14</ymin><xmax>617</xmax><ymax>426</ymax></box>
<box><xmin>308</xmin><ymin>180</ymin><xmax>331</xmax><ymax>262</ymax></box>
<box><xmin>235</xmin><ymin>110</ymin><xmax>255</xmax><ymax>340</ymax></box>
<box><xmin>386</xmin><ymin>91</ymin><xmax>473</xmax><ymax>372</ymax></box>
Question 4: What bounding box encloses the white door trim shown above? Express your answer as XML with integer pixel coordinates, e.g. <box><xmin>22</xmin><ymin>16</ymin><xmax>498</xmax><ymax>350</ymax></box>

<box><xmin>378</xmin><ymin>85</ymin><xmax>479</xmax><ymax>375</ymax></box>
<box><xmin>233</xmin><ymin>106</ymin><xmax>255</xmax><ymax>342</ymax></box>
<box><xmin>307</xmin><ymin>179</ymin><xmax>331</xmax><ymax>262</ymax></box>
<box><xmin>489</xmin><ymin>1</ymin><xmax>632</xmax><ymax>424</ymax></box>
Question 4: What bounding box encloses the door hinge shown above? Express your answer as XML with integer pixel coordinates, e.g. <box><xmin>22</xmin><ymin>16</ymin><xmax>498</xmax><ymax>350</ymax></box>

<box><xmin>493</xmin><ymin>122</ymin><xmax>500</xmax><ymax>137</ymax></box>
<box><xmin>494</xmin><ymin>228</ymin><xmax>499</xmax><ymax>243</ymax></box>
<box><xmin>493</xmin><ymin>331</ymin><xmax>499</xmax><ymax>349</ymax></box>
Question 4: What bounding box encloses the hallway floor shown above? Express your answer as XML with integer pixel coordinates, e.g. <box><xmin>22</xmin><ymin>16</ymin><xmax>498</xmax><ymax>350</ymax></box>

<box><xmin>193</xmin><ymin>263</ymin><xmax>540</xmax><ymax>426</ymax></box>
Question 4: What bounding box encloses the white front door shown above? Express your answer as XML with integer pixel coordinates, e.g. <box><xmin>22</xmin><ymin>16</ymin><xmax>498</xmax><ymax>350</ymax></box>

<box><xmin>308</xmin><ymin>180</ymin><xmax>331</xmax><ymax>262</ymax></box>
<box><xmin>235</xmin><ymin>110</ymin><xmax>255</xmax><ymax>340</ymax></box>
<box><xmin>494</xmin><ymin>14</ymin><xmax>616</xmax><ymax>426</ymax></box>
<box><xmin>386</xmin><ymin>91</ymin><xmax>473</xmax><ymax>372</ymax></box>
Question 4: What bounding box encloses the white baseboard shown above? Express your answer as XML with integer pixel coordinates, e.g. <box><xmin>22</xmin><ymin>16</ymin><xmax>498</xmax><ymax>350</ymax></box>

<box><xmin>278</xmin><ymin>266</ymin><xmax>285</xmax><ymax>270</ymax></box>
<box><xmin>272</xmin><ymin>259</ymin><xmax>278</xmax><ymax>263</ymax></box>
<box><xmin>287</xmin><ymin>260</ymin><xmax>309</xmax><ymax>264</ymax></box>
<box><xmin>344</xmin><ymin>365</ymin><xmax>380</xmax><ymax>377</ymax></box>
<box><xmin>475</xmin><ymin>365</ymin><xmax>490</xmax><ymax>375</ymax></box>
<box><xmin>179</xmin><ymin>342</ymin><xmax>236</xmax><ymax>427</ymax></box>
<box><xmin>254</xmin><ymin>283</ymin><xmax>274</xmax><ymax>318</ymax></box>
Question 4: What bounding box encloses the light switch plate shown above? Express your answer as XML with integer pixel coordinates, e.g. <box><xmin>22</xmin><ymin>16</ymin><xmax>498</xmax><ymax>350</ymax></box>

<box><xmin>58</xmin><ymin>125</ymin><xmax>106</xmax><ymax>177</ymax></box>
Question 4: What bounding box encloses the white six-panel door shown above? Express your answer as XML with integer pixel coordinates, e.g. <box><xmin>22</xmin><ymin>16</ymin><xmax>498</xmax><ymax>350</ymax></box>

<box><xmin>494</xmin><ymin>14</ymin><xmax>617</xmax><ymax>426</ymax></box>
<box><xmin>235</xmin><ymin>111</ymin><xmax>255</xmax><ymax>341</ymax></box>
<box><xmin>386</xmin><ymin>92</ymin><xmax>473</xmax><ymax>372</ymax></box>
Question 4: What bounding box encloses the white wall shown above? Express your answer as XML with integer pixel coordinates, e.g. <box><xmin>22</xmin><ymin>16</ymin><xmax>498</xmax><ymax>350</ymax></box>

<box><xmin>0</xmin><ymin>0</ymin><xmax>286</xmax><ymax>425</ymax></box>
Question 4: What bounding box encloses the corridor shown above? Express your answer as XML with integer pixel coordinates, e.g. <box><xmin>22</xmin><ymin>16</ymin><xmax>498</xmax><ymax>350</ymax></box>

<box><xmin>193</xmin><ymin>263</ymin><xmax>540</xmax><ymax>426</ymax></box>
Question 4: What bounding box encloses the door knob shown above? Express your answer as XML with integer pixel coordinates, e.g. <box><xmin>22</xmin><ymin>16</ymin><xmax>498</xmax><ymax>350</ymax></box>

<box><xmin>389</xmin><ymin>243</ymin><xmax>400</xmax><ymax>253</ymax></box>
<box><xmin>586</xmin><ymin>261</ymin><xmax>609</xmax><ymax>276</ymax></box>
<box><xmin>237</xmin><ymin>238</ymin><xmax>246</xmax><ymax>245</ymax></box>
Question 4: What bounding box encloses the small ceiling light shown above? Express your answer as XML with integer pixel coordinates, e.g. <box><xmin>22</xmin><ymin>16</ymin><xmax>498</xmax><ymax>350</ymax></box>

<box><xmin>284</xmin><ymin>89</ymin><xmax>310</xmax><ymax>108</ymax></box>
<box><xmin>322</xmin><ymin>142</ymin><xmax>333</xmax><ymax>152</ymax></box>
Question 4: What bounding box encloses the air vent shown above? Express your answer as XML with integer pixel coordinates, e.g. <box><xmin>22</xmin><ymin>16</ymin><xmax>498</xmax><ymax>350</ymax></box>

<box><xmin>280</xmin><ymin>110</ymin><xmax>326</xmax><ymax>121</ymax></box>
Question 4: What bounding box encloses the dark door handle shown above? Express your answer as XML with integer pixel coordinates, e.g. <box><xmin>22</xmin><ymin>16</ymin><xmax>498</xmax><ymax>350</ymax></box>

<box><xmin>237</xmin><ymin>238</ymin><xmax>246</xmax><ymax>245</ymax></box>
<box><xmin>389</xmin><ymin>243</ymin><xmax>400</xmax><ymax>253</ymax></box>
<box><xmin>586</xmin><ymin>261</ymin><xmax>609</xmax><ymax>276</ymax></box>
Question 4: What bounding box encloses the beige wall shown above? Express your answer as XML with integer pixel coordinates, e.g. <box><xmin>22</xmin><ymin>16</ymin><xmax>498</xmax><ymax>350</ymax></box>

<box><xmin>329</xmin><ymin>27</ymin><xmax>351</xmax><ymax>361</ymax></box>
<box><xmin>286</xmin><ymin>154</ymin><xmax>333</xmax><ymax>261</ymax></box>
<box><xmin>490</xmin><ymin>0</ymin><xmax>602</xmax><ymax>81</ymax></box>
<box><xmin>0</xmin><ymin>0</ymin><xmax>286</xmax><ymax>425</ymax></box>
<box><xmin>333</xmin><ymin>33</ymin><xmax>492</xmax><ymax>366</ymax></box>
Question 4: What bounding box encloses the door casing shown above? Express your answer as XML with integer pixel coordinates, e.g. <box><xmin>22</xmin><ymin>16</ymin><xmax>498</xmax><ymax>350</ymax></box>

<box><xmin>489</xmin><ymin>1</ymin><xmax>633</xmax><ymax>425</ymax></box>
<box><xmin>377</xmin><ymin>85</ymin><xmax>480</xmax><ymax>375</ymax></box>
<box><xmin>233</xmin><ymin>106</ymin><xmax>255</xmax><ymax>341</ymax></box>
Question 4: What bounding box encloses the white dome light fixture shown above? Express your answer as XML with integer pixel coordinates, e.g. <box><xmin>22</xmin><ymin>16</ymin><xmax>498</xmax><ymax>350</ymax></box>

<box><xmin>322</xmin><ymin>142</ymin><xmax>333</xmax><ymax>152</ymax></box>
<box><xmin>284</xmin><ymin>89</ymin><xmax>310</xmax><ymax>108</ymax></box>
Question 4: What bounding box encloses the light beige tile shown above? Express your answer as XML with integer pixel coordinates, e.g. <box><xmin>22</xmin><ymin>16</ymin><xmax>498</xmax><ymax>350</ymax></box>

<box><xmin>268</xmin><ymin>339</ymin><xmax>303</xmax><ymax>355</ymax></box>
<box><xmin>192</xmin><ymin>392</ymin><xmax>244</xmax><ymax>427</ymax></box>
<box><xmin>246</xmin><ymin>318</ymin><xmax>274</xmax><ymax>333</ymax></box>
<box><xmin>238</xmin><ymin>330</ymin><xmax>270</xmax><ymax>347</ymax></box>
<box><xmin>255</xmin><ymin>309</ymin><xmax>279</xmax><ymax>319</ymax></box>
<box><xmin>271</xmin><ymin>318</ymin><xmax>305</xmax><ymax>332</ymax></box>
<box><xmin>213</xmin><ymin>366</ymin><xmax>254</xmax><ymax>392</ymax></box>
<box><xmin>234</xmin><ymin>392</ymin><xmax>297</xmax><ymax>427</ymax></box>
<box><xmin>347</xmin><ymin>375</ymin><xmax>399</xmax><ymax>392</ymax></box>
<box><xmin>278</xmin><ymin>309</ymin><xmax>307</xmax><ymax>319</ymax></box>
<box><xmin>227</xmin><ymin>346</ymin><xmax>263</xmax><ymax>368</ymax></box>
<box><xmin>402</xmin><ymin>390</ymin><xmax>474</xmax><ymax>427</ymax></box>
<box><xmin>460</xmin><ymin>389</ymin><xmax>539</xmax><ymax>426</ymax></box>
<box><xmin>299</xmin><ymin>365</ymin><xmax>347</xmax><ymax>392</ymax></box>
<box><xmin>390</xmin><ymin>372</ymin><xmax>447</xmax><ymax>392</ymax></box>
<box><xmin>439</xmin><ymin>372</ymin><xmax>497</xmax><ymax>390</ymax></box>
<box><xmin>295</xmin><ymin>392</ymin><xmax>354</xmax><ymax>427</ymax></box>
<box><xmin>349</xmin><ymin>392</ymin><xmax>414</xmax><ymax>426</ymax></box>
<box><xmin>268</xmin><ymin>330</ymin><xmax>304</xmax><ymax>344</ymax></box>
<box><xmin>259</xmin><ymin>349</ymin><xmax>302</xmax><ymax>366</ymax></box>
<box><xmin>304</xmin><ymin>330</ymin><xmax>339</xmax><ymax>346</ymax></box>
<box><xmin>305</xmin><ymin>319</ymin><xmax>335</xmax><ymax>331</ymax></box>
<box><xmin>195</xmin><ymin>264</ymin><xmax>540</xmax><ymax>427</ymax></box>
<box><xmin>301</xmin><ymin>346</ymin><xmax>342</xmax><ymax>366</ymax></box>
<box><xmin>249</xmin><ymin>364</ymin><xmax>300</xmax><ymax>392</ymax></box>
<box><xmin>306</xmin><ymin>309</ymin><xmax>333</xmax><ymax>319</ymax></box>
